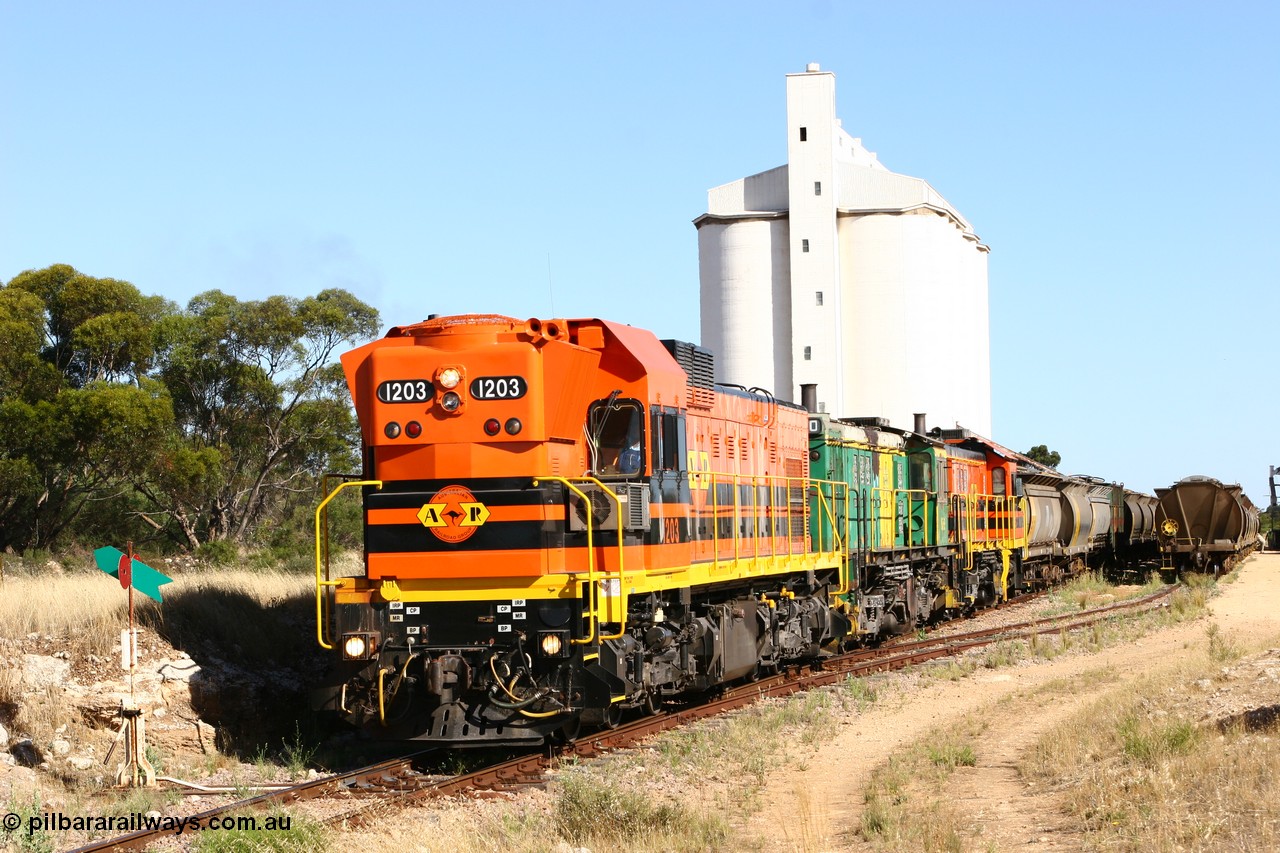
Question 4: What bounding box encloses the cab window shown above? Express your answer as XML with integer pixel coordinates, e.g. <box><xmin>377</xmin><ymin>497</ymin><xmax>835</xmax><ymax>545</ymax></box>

<box><xmin>909</xmin><ymin>454</ymin><xmax>933</xmax><ymax>491</ymax></box>
<box><xmin>588</xmin><ymin>398</ymin><xmax>645</xmax><ymax>477</ymax></box>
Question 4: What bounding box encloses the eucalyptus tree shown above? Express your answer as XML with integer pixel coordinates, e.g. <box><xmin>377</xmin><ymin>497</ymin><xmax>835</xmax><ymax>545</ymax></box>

<box><xmin>0</xmin><ymin>266</ymin><xmax>172</xmax><ymax>550</ymax></box>
<box><xmin>151</xmin><ymin>288</ymin><xmax>379</xmax><ymax>546</ymax></box>
<box><xmin>0</xmin><ymin>265</ymin><xmax>380</xmax><ymax>553</ymax></box>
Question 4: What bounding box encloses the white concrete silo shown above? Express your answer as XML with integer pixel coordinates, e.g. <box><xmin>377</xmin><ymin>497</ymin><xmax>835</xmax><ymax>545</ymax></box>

<box><xmin>696</xmin><ymin>64</ymin><xmax>992</xmax><ymax>435</ymax></box>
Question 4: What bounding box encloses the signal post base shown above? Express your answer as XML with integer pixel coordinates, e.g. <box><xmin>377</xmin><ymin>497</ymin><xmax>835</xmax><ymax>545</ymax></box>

<box><xmin>112</xmin><ymin>706</ymin><xmax>155</xmax><ymax>788</ymax></box>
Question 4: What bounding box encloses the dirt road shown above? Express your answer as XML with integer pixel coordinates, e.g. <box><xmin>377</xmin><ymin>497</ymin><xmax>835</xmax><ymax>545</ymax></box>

<box><xmin>740</xmin><ymin>553</ymin><xmax>1280</xmax><ymax>851</ymax></box>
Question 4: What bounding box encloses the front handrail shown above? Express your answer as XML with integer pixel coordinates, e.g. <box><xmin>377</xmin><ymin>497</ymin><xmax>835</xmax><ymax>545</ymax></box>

<box><xmin>315</xmin><ymin>479</ymin><xmax>382</xmax><ymax>650</ymax></box>
<box><xmin>532</xmin><ymin>476</ymin><xmax>626</xmax><ymax>645</ymax></box>
<box><xmin>577</xmin><ymin>476</ymin><xmax>627</xmax><ymax>642</ymax></box>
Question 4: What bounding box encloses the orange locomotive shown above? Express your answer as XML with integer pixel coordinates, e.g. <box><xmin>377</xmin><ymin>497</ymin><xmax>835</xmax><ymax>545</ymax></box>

<box><xmin>313</xmin><ymin>315</ymin><xmax>851</xmax><ymax>745</ymax></box>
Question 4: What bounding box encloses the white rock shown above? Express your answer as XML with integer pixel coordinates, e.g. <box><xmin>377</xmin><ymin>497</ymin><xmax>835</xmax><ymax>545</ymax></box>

<box><xmin>21</xmin><ymin>654</ymin><xmax>70</xmax><ymax>689</ymax></box>
<box><xmin>68</xmin><ymin>756</ymin><xmax>96</xmax><ymax>771</ymax></box>
<box><xmin>0</xmin><ymin>722</ymin><xmax>8</xmax><ymax>748</ymax></box>
<box><xmin>158</xmin><ymin>660</ymin><xmax>202</xmax><ymax>683</ymax></box>
<box><xmin>0</xmin><ymin>753</ymin><xmax>13</xmax><ymax>766</ymax></box>
<box><xmin>51</xmin><ymin>739</ymin><xmax>71</xmax><ymax>756</ymax></box>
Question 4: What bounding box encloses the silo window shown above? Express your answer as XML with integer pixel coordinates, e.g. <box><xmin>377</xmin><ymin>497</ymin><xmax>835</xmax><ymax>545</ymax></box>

<box><xmin>803</xmin><ymin>346</ymin><xmax>812</xmax><ymax>361</ymax></box>
<box><xmin>802</xmin><ymin>239</ymin><xmax>809</xmax><ymax>253</ymax></box>
<box><xmin>814</xmin><ymin>181</ymin><xmax>822</xmax><ymax>196</ymax></box>
<box><xmin>815</xmin><ymin>291</ymin><xmax>823</xmax><ymax>306</ymax></box>
<box><xmin>799</xmin><ymin>127</ymin><xmax>807</xmax><ymax>142</ymax></box>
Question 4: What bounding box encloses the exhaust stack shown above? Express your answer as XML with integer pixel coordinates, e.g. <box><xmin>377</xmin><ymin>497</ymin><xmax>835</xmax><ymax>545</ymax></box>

<box><xmin>801</xmin><ymin>384</ymin><xmax>818</xmax><ymax>414</ymax></box>
<box><xmin>914</xmin><ymin>413</ymin><xmax>927</xmax><ymax>435</ymax></box>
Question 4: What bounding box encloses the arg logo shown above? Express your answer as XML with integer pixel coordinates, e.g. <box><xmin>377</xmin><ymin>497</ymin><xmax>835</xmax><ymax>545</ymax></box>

<box><xmin>417</xmin><ymin>485</ymin><xmax>491</xmax><ymax>543</ymax></box>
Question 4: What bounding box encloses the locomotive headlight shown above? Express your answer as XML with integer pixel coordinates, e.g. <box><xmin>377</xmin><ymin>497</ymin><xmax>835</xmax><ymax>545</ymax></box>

<box><xmin>342</xmin><ymin>634</ymin><xmax>375</xmax><ymax>660</ymax></box>
<box><xmin>436</xmin><ymin>368</ymin><xmax>461</xmax><ymax>390</ymax></box>
<box><xmin>539</xmin><ymin>631</ymin><xmax>568</xmax><ymax>658</ymax></box>
<box><xmin>441</xmin><ymin>391</ymin><xmax>462</xmax><ymax>412</ymax></box>
<box><xmin>505</xmin><ymin>417</ymin><xmax>522</xmax><ymax>435</ymax></box>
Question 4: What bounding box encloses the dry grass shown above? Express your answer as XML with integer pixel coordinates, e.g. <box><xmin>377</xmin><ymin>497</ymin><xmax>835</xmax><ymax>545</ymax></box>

<box><xmin>0</xmin><ymin>568</ymin><xmax>312</xmax><ymax>662</ymax></box>
<box><xmin>1021</xmin><ymin>644</ymin><xmax>1280</xmax><ymax>851</ymax></box>
<box><xmin>0</xmin><ymin>565</ymin><xmax>319</xmax><ymax>821</ymax></box>
<box><xmin>860</xmin><ymin>720</ymin><xmax>985</xmax><ymax>852</ymax></box>
<box><xmin>1044</xmin><ymin>570</ymin><xmax>1166</xmax><ymax>615</ymax></box>
<box><xmin>0</xmin><ymin>571</ymin><xmax>131</xmax><ymax>656</ymax></box>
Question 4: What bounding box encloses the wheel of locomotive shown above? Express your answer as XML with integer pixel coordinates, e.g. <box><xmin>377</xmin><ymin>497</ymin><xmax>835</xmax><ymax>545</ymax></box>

<box><xmin>601</xmin><ymin>702</ymin><xmax>623</xmax><ymax>730</ymax></box>
<box><xmin>552</xmin><ymin>713</ymin><xmax>582</xmax><ymax>745</ymax></box>
<box><xmin>643</xmin><ymin>689</ymin><xmax>662</xmax><ymax>716</ymax></box>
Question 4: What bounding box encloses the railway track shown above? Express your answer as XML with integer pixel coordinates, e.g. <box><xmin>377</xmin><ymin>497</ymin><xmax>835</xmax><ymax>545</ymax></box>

<box><xmin>68</xmin><ymin>585</ymin><xmax>1174</xmax><ymax>852</ymax></box>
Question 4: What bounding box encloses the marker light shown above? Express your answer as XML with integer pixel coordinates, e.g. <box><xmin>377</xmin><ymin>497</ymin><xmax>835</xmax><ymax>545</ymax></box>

<box><xmin>441</xmin><ymin>392</ymin><xmax>462</xmax><ymax>412</ymax></box>
<box><xmin>343</xmin><ymin>635</ymin><xmax>368</xmax><ymax>659</ymax></box>
<box><xmin>405</xmin><ymin>421</ymin><xmax>422</xmax><ymax>438</ymax></box>
<box><xmin>436</xmin><ymin>368</ymin><xmax>461</xmax><ymax>390</ymax></box>
<box><xmin>484</xmin><ymin>418</ymin><xmax>501</xmax><ymax>436</ymax></box>
<box><xmin>539</xmin><ymin>632</ymin><xmax>566</xmax><ymax>657</ymax></box>
<box><xmin>385</xmin><ymin>422</ymin><xmax>402</xmax><ymax>439</ymax></box>
<box><xmin>505</xmin><ymin>418</ymin><xmax>522</xmax><ymax>435</ymax></box>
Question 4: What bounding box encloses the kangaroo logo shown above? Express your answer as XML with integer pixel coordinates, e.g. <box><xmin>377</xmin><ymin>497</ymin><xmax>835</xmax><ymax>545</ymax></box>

<box><xmin>418</xmin><ymin>485</ymin><xmax>491</xmax><ymax>543</ymax></box>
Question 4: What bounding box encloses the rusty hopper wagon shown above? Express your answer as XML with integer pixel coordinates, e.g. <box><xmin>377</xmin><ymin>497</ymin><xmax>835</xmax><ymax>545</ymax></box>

<box><xmin>1155</xmin><ymin>476</ymin><xmax>1260</xmax><ymax>575</ymax></box>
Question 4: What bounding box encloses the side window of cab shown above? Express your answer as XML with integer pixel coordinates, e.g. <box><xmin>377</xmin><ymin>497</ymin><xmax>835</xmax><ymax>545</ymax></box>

<box><xmin>587</xmin><ymin>398</ymin><xmax>645</xmax><ymax>478</ymax></box>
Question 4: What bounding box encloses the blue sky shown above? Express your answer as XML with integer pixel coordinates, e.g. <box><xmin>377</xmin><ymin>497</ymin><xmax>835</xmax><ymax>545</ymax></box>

<box><xmin>2</xmin><ymin>2</ymin><xmax>1277</xmax><ymax>502</ymax></box>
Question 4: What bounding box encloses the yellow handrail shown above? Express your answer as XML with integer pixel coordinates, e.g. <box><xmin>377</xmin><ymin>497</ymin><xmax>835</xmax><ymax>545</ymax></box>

<box><xmin>315</xmin><ymin>479</ymin><xmax>382</xmax><ymax>650</ymax></box>
<box><xmin>578</xmin><ymin>476</ymin><xmax>627</xmax><ymax>642</ymax></box>
<box><xmin>699</xmin><ymin>471</ymin><xmax>845</xmax><ymax>581</ymax></box>
<box><xmin>533</xmin><ymin>476</ymin><xmax>626</xmax><ymax>644</ymax></box>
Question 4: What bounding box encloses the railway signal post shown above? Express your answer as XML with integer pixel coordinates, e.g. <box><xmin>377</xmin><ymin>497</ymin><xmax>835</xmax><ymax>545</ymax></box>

<box><xmin>93</xmin><ymin>542</ymin><xmax>172</xmax><ymax>787</ymax></box>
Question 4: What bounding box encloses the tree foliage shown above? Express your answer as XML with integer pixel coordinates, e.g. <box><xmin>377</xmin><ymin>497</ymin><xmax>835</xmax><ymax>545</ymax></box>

<box><xmin>0</xmin><ymin>265</ymin><xmax>379</xmax><ymax>553</ymax></box>
<box><xmin>1025</xmin><ymin>444</ymin><xmax>1062</xmax><ymax>469</ymax></box>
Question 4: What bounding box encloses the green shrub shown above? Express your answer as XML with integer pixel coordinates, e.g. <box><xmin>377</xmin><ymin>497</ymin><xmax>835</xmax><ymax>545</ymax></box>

<box><xmin>196</xmin><ymin>539</ymin><xmax>237</xmax><ymax>566</ymax></box>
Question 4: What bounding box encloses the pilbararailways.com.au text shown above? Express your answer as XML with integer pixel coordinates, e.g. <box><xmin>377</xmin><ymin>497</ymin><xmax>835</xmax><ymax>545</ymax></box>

<box><xmin>6</xmin><ymin>811</ymin><xmax>295</xmax><ymax>836</ymax></box>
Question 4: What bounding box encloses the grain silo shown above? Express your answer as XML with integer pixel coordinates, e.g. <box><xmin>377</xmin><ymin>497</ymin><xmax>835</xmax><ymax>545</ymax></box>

<box><xmin>696</xmin><ymin>64</ymin><xmax>991</xmax><ymax>436</ymax></box>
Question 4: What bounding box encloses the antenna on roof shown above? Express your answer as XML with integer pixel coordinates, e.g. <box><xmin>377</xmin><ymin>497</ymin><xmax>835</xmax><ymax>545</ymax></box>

<box><xmin>547</xmin><ymin>253</ymin><xmax>556</xmax><ymax>317</ymax></box>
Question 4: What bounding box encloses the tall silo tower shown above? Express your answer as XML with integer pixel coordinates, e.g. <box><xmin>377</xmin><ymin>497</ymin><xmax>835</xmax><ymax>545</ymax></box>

<box><xmin>696</xmin><ymin>63</ymin><xmax>992</xmax><ymax>436</ymax></box>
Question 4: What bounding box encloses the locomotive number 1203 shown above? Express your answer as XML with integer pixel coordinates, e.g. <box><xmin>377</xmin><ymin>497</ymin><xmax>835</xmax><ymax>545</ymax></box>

<box><xmin>377</xmin><ymin>379</ymin><xmax>433</xmax><ymax>403</ymax></box>
<box><xmin>469</xmin><ymin>376</ymin><xmax>527</xmax><ymax>400</ymax></box>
